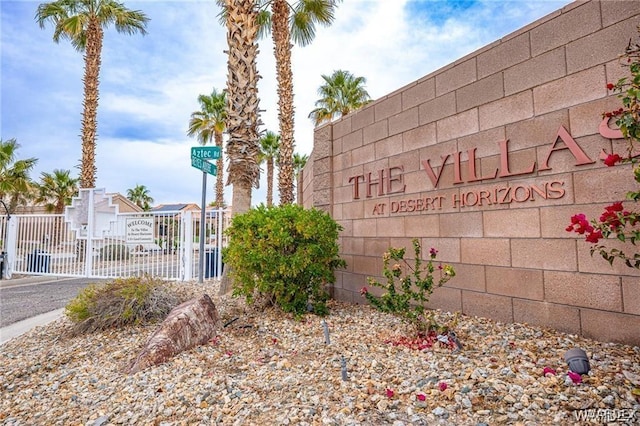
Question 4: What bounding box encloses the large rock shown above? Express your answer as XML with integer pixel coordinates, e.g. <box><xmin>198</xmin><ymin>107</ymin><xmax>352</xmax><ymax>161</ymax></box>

<box><xmin>127</xmin><ymin>294</ymin><xmax>219</xmax><ymax>374</ymax></box>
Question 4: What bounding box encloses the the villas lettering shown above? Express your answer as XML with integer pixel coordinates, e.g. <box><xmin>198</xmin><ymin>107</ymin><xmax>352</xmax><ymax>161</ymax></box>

<box><xmin>422</xmin><ymin>126</ymin><xmax>594</xmax><ymax>188</ymax></box>
<box><xmin>344</xmin><ymin>123</ymin><xmax>625</xmax><ymax>214</ymax></box>
<box><xmin>348</xmin><ymin>166</ymin><xmax>406</xmax><ymax>199</ymax></box>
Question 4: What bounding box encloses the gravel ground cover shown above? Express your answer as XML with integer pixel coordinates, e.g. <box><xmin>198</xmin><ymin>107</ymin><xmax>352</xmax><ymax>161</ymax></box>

<box><xmin>1</xmin><ymin>280</ymin><xmax>639</xmax><ymax>425</ymax></box>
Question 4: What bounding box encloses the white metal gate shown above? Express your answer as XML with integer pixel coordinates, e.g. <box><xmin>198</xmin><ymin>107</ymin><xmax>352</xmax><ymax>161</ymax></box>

<box><xmin>0</xmin><ymin>189</ymin><xmax>229</xmax><ymax>281</ymax></box>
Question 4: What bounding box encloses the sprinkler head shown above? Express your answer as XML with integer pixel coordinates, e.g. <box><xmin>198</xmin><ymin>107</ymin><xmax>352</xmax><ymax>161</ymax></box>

<box><xmin>564</xmin><ymin>348</ymin><xmax>590</xmax><ymax>375</ymax></box>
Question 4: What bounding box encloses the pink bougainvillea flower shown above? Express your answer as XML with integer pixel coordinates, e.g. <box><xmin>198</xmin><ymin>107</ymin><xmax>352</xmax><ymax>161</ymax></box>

<box><xmin>386</xmin><ymin>388</ymin><xmax>395</xmax><ymax>398</ymax></box>
<box><xmin>599</xmin><ymin>202</ymin><xmax>625</xmax><ymax>230</ymax></box>
<box><xmin>542</xmin><ymin>367</ymin><xmax>556</xmax><ymax>376</ymax></box>
<box><xmin>416</xmin><ymin>393</ymin><xmax>426</xmax><ymax>402</ymax></box>
<box><xmin>585</xmin><ymin>230</ymin><xmax>603</xmax><ymax>244</ymax></box>
<box><xmin>604</xmin><ymin>153</ymin><xmax>622</xmax><ymax>167</ymax></box>
<box><xmin>360</xmin><ymin>286</ymin><xmax>368</xmax><ymax>296</ymax></box>
<box><xmin>567</xmin><ymin>214</ymin><xmax>594</xmax><ymax>235</ymax></box>
<box><xmin>606</xmin><ymin>202</ymin><xmax>624</xmax><ymax>213</ymax></box>
<box><xmin>438</xmin><ymin>382</ymin><xmax>448</xmax><ymax>392</ymax></box>
<box><xmin>567</xmin><ymin>371</ymin><xmax>582</xmax><ymax>384</ymax></box>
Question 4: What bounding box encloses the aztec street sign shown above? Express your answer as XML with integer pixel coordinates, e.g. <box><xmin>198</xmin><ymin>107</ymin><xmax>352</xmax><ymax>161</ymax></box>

<box><xmin>191</xmin><ymin>146</ymin><xmax>221</xmax><ymax>160</ymax></box>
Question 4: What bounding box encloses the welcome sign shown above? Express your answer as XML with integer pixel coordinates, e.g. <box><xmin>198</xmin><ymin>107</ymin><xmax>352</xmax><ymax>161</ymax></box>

<box><xmin>125</xmin><ymin>217</ymin><xmax>154</xmax><ymax>244</ymax></box>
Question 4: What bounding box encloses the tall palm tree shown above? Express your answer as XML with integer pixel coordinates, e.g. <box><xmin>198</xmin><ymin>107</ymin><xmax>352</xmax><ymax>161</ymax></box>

<box><xmin>0</xmin><ymin>138</ymin><xmax>38</xmax><ymax>213</ymax></box>
<box><xmin>309</xmin><ymin>69</ymin><xmax>372</xmax><ymax>126</ymax></box>
<box><xmin>257</xmin><ymin>0</ymin><xmax>342</xmax><ymax>205</ymax></box>
<box><xmin>36</xmin><ymin>0</ymin><xmax>149</xmax><ymax>189</ymax></box>
<box><xmin>187</xmin><ymin>89</ymin><xmax>227</xmax><ymax>208</ymax></box>
<box><xmin>259</xmin><ymin>131</ymin><xmax>280</xmax><ymax>207</ymax></box>
<box><xmin>126</xmin><ymin>184</ymin><xmax>154</xmax><ymax>211</ymax></box>
<box><xmin>216</xmin><ymin>0</ymin><xmax>262</xmax><ymax>295</ymax></box>
<box><xmin>292</xmin><ymin>151</ymin><xmax>308</xmax><ymax>205</ymax></box>
<box><xmin>36</xmin><ymin>169</ymin><xmax>79</xmax><ymax>214</ymax></box>
<box><xmin>221</xmin><ymin>0</ymin><xmax>262</xmax><ymax>216</ymax></box>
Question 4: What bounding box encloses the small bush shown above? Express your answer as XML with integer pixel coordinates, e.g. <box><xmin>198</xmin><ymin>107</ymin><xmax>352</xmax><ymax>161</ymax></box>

<box><xmin>64</xmin><ymin>276</ymin><xmax>183</xmax><ymax>334</ymax></box>
<box><xmin>100</xmin><ymin>243</ymin><xmax>130</xmax><ymax>261</ymax></box>
<box><xmin>364</xmin><ymin>239</ymin><xmax>455</xmax><ymax>334</ymax></box>
<box><xmin>223</xmin><ymin>204</ymin><xmax>346</xmax><ymax>317</ymax></box>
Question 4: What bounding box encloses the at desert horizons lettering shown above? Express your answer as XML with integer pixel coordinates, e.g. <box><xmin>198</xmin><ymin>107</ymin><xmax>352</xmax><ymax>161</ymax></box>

<box><xmin>421</xmin><ymin>126</ymin><xmax>594</xmax><ymax>189</ymax></box>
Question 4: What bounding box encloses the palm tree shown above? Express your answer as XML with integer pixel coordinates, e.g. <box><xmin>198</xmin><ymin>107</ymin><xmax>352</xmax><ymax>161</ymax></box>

<box><xmin>126</xmin><ymin>184</ymin><xmax>154</xmax><ymax>211</ymax></box>
<box><xmin>36</xmin><ymin>169</ymin><xmax>79</xmax><ymax>214</ymax></box>
<box><xmin>187</xmin><ymin>89</ymin><xmax>227</xmax><ymax>208</ymax></box>
<box><xmin>292</xmin><ymin>151</ymin><xmax>308</xmax><ymax>205</ymax></box>
<box><xmin>309</xmin><ymin>69</ymin><xmax>372</xmax><ymax>126</ymax></box>
<box><xmin>220</xmin><ymin>0</ymin><xmax>262</xmax><ymax>216</ymax></box>
<box><xmin>215</xmin><ymin>0</ymin><xmax>262</xmax><ymax>295</ymax></box>
<box><xmin>36</xmin><ymin>0</ymin><xmax>149</xmax><ymax>189</ymax></box>
<box><xmin>0</xmin><ymin>138</ymin><xmax>38</xmax><ymax>213</ymax></box>
<box><xmin>36</xmin><ymin>169</ymin><xmax>79</xmax><ymax>246</ymax></box>
<box><xmin>257</xmin><ymin>0</ymin><xmax>342</xmax><ymax>205</ymax></box>
<box><xmin>259</xmin><ymin>131</ymin><xmax>281</xmax><ymax>207</ymax></box>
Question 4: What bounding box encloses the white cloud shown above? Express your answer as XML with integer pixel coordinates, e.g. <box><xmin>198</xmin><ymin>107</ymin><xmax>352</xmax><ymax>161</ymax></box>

<box><xmin>1</xmin><ymin>0</ymin><xmax>571</xmax><ymax>207</ymax></box>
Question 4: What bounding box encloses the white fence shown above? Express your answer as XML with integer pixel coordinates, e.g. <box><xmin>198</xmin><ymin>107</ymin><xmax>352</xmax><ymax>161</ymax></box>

<box><xmin>0</xmin><ymin>190</ymin><xmax>229</xmax><ymax>282</ymax></box>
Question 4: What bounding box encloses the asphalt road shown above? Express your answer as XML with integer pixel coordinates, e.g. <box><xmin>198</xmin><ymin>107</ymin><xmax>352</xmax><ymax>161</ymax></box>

<box><xmin>0</xmin><ymin>277</ymin><xmax>108</xmax><ymax>327</ymax></box>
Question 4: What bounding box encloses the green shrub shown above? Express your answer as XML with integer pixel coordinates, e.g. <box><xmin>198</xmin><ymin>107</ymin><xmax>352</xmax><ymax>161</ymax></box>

<box><xmin>64</xmin><ymin>276</ymin><xmax>183</xmax><ymax>334</ymax></box>
<box><xmin>223</xmin><ymin>204</ymin><xmax>346</xmax><ymax>316</ymax></box>
<box><xmin>100</xmin><ymin>243</ymin><xmax>130</xmax><ymax>261</ymax></box>
<box><xmin>364</xmin><ymin>239</ymin><xmax>455</xmax><ymax>333</ymax></box>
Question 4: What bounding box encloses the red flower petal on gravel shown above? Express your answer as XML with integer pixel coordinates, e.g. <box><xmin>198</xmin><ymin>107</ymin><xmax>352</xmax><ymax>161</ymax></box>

<box><xmin>542</xmin><ymin>367</ymin><xmax>556</xmax><ymax>376</ymax></box>
<box><xmin>386</xmin><ymin>388</ymin><xmax>394</xmax><ymax>398</ymax></box>
<box><xmin>416</xmin><ymin>393</ymin><xmax>426</xmax><ymax>401</ymax></box>
<box><xmin>438</xmin><ymin>382</ymin><xmax>448</xmax><ymax>391</ymax></box>
<box><xmin>567</xmin><ymin>371</ymin><xmax>582</xmax><ymax>384</ymax></box>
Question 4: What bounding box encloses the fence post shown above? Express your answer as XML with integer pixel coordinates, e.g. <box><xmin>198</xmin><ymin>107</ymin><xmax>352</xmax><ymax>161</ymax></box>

<box><xmin>5</xmin><ymin>216</ymin><xmax>18</xmax><ymax>279</ymax></box>
<box><xmin>216</xmin><ymin>209</ymin><xmax>224</xmax><ymax>278</ymax></box>
<box><xmin>182</xmin><ymin>211</ymin><xmax>193</xmax><ymax>281</ymax></box>
<box><xmin>83</xmin><ymin>189</ymin><xmax>95</xmax><ymax>277</ymax></box>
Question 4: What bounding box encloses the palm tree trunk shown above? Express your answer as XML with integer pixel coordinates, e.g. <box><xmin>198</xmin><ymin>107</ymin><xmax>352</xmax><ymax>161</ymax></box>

<box><xmin>215</xmin><ymin>132</ymin><xmax>225</xmax><ymax>207</ymax></box>
<box><xmin>267</xmin><ymin>159</ymin><xmax>274</xmax><ymax>207</ymax></box>
<box><xmin>220</xmin><ymin>0</ymin><xmax>262</xmax><ymax>295</ymax></box>
<box><xmin>272</xmin><ymin>0</ymin><xmax>295</xmax><ymax>205</ymax></box>
<box><xmin>224</xmin><ymin>0</ymin><xmax>261</xmax><ymax>215</ymax></box>
<box><xmin>80</xmin><ymin>19</ymin><xmax>102</xmax><ymax>189</ymax></box>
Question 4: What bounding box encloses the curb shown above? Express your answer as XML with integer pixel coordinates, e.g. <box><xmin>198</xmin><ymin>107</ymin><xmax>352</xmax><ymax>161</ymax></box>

<box><xmin>0</xmin><ymin>308</ymin><xmax>64</xmax><ymax>345</ymax></box>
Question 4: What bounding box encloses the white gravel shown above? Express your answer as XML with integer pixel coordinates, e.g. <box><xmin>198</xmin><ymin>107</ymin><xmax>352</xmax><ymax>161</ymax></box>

<box><xmin>1</xmin><ymin>280</ymin><xmax>639</xmax><ymax>425</ymax></box>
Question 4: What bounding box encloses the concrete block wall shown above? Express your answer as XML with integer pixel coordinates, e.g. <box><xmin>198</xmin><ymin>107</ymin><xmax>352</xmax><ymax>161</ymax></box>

<box><xmin>305</xmin><ymin>0</ymin><xmax>640</xmax><ymax>345</ymax></box>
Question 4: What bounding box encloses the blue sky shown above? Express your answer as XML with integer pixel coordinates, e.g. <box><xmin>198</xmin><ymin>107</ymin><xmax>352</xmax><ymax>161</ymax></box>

<box><xmin>1</xmin><ymin>0</ymin><xmax>572</xmax><ymax>207</ymax></box>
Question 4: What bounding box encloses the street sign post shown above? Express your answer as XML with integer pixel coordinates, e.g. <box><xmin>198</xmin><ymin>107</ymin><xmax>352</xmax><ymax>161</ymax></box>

<box><xmin>190</xmin><ymin>147</ymin><xmax>222</xmax><ymax>284</ymax></box>
<box><xmin>191</xmin><ymin>156</ymin><xmax>217</xmax><ymax>176</ymax></box>
<box><xmin>191</xmin><ymin>146</ymin><xmax>221</xmax><ymax>160</ymax></box>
